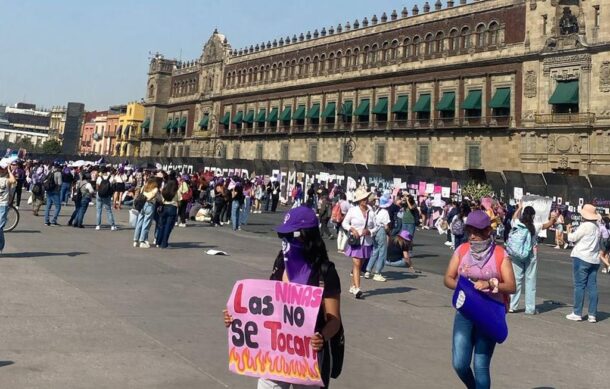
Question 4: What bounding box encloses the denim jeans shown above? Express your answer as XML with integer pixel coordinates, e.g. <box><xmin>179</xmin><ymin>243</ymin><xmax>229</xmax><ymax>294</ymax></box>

<box><xmin>241</xmin><ymin>197</ymin><xmax>251</xmax><ymax>225</ymax></box>
<box><xmin>157</xmin><ymin>205</ymin><xmax>177</xmax><ymax>248</ymax></box>
<box><xmin>0</xmin><ymin>204</ymin><xmax>8</xmax><ymax>251</ymax></box>
<box><xmin>60</xmin><ymin>182</ymin><xmax>71</xmax><ymax>204</ymax></box>
<box><xmin>74</xmin><ymin>197</ymin><xmax>90</xmax><ymax>227</ymax></box>
<box><xmin>366</xmin><ymin>228</ymin><xmax>388</xmax><ymax>274</ymax></box>
<box><xmin>510</xmin><ymin>252</ymin><xmax>537</xmax><ymax>314</ymax></box>
<box><xmin>68</xmin><ymin>197</ymin><xmax>82</xmax><ymax>225</ymax></box>
<box><xmin>231</xmin><ymin>201</ymin><xmax>241</xmax><ymax>231</ymax></box>
<box><xmin>572</xmin><ymin>257</ymin><xmax>600</xmax><ymax>317</ymax></box>
<box><xmin>452</xmin><ymin>311</ymin><xmax>496</xmax><ymax>389</ymax></box>
<box><xmin>96</xmin><ymin>195</ymin><xmax>115</xmax><ymax>227</ymax></box>
<box><xmin>134</xmin><ymin>202</ymin><xmax>155</xmax><ymax>243</ymax></box>
<box><xmin>44</xmin><ymin>191</ymin><xmax>61</xmax><ymax>224</ymax></box>
<box><xmin>402</xmin><ymin>223</ymin><xmax>416</xmax><ymax>238</ymax></box>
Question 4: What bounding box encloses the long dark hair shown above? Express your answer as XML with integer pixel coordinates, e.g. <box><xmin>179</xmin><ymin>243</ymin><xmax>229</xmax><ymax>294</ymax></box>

<box><xmin>299</xmin><ymin>226</ymin><xmax>330</xmax><ymax>269</ymax></box>
<box><xmin>162</xmin><ymin>179</ymin><xmax>178</xmax><ymax>202</ymax></box>
<box><xmin>521</xmin><ymin>206</ymin><xmax>536</xmax><ymax>236</ymax></box>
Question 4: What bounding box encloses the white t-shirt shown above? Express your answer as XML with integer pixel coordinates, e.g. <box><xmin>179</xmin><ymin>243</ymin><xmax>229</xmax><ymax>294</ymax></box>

<box><xmin>374</xmin><ymin>208</ymin><xmax>391</xmax><ymax>230</ymax></box>
<box><xmin>342</xmin><ymin>205</ymin><xmax>377</xmax><ymax>246</ymax></box>
<box><xmin>0</xmin><ymin>176</ymin><xmax>10</xmax><ymax>206</ymax></box>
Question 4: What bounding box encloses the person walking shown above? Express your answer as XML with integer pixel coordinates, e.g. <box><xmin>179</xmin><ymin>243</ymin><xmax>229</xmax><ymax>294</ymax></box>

<box><xmin>342</xmin><ymin>187</ymin><xmax>376</xmax><ymax>299</ymax></box>
<box><xmin>566</xmin><ymin>204</ymin><xmax>603</xmax><ymax>323</ymax></box>
<box><xmin>112</xmin><ymin>168</ymin><xmax>127</xmax><ymax>210</ymax></box>
<box><xmin>156</xmin><ymin>177</ymin><xmax>180</xmax><ymax>248</ymax></box>
<box><xmin>508</xmin><ymin>203</ymin><xmax>556</xmax><ymax>315</ymax></box>
<box><xmin>317</xmin><ymin>189</ymin><xmax>334</xmax><ymax>240</ymax></box>
<box><xmin>11</xmin><ymin>161</ymin><xmax>26</xmax><ymax>208</ymax></box>
<box><xmin>365</xmin><ymin>193</ymin><xmax>392</xmax><ymax>282</ymax></box>
<box><xmin>241</xmin><ymin>181</ymin><xmax>252</xmax><ymax>225</ymax></box>
<box><xmin>334</xmin><ymin>192</ymin><xmax>350</xmax><ymax>254</ymax></box>
<box><xmin>95</xmin><ymin>167</ymin><xmax>117</xmax><ymax>230</ymax></box>
<box><xmin>444</xmin><ymin>210</ymin><xmax>516</xmax><ymax>389</ymax></box>
<box><xmin>71</xmin><ymin>172</ymin><xmax>95</xmax><ymax>228</ymax></box>
<box><xmin>271</xmin><ymin>181</ymin><xmax>280</xmax><ymax>212</ymax></box>
<box><xmin>133</xmin><ymin>178</ymin><xmax>160</xmax><ymax>248</ymax></box>
<box><xmin>230</xmin><ymin>183</ymin><xmax>244</xmax><ymax>231</ymax></box>
<box><xmin>44</xmin><ymin>161</ymin><xmax>63</xmax><ymax>226</ymax></box>
<box><xmin>0</xmin><ymin>161</ymin><xmax>16</xmax><ymax>253</ymax></box>
<box><xmin>177</xmin><ymin>174</ymin><xmax>191</xmax><ymax>227</ymax></box>
<box><xmin>30</xmin><ymin>164</ymin><xmax>46</xmax><ymax>216</ymax></box>
<box><xmin>60</xmin><ymin>165</ymin><xmax>74</xmax><ymax>206</ymax></box>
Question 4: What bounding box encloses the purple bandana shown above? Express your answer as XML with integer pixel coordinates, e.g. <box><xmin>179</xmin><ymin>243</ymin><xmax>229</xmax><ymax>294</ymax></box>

<box><xmin>282</xmin><ymin>238</ymin><xmax>312</xmax><ymax>285</ymax></box>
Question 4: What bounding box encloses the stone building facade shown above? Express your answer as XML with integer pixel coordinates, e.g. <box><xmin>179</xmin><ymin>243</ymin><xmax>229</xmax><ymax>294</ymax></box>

<box><xmin>141</xmin><ymin>0</ymin><xmax>610</xmax><ymax>176</ymax></box>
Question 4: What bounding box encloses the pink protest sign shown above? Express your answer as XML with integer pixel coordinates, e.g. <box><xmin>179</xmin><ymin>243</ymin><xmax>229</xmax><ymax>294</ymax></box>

<box><xmin>226</xmin><ymin>279</ymin><xmax>323</xmax><ymax>386</ymax></box>
<box><xmin>451</xmin><ymin>181</ymin><xmax>459</xmax><ymax>194</ymax></box>
<box><xmin>434</xmin><ymin>185</ymin><xmax>442</xmax><ymax>194</ymax></box>
<box><xmin>418</xmin><ymin>181</ymin><xmax>426</xmax><ymax>195</ymax></box>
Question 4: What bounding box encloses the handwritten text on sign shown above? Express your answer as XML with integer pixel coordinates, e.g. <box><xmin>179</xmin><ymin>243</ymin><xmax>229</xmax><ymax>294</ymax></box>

<box><xmin>226</xmin><ymin>279</ymin><xmax>323</xmax><ymax>386</ymax></box>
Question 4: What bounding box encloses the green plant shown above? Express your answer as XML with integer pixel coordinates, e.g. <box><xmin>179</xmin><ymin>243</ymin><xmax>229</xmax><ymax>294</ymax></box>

<box><xmin>461</xmin><ymin>181</ymin><xmax>494</xmax><ymax>200</ymax></box>
<box><xmin>40</xmin><ymin>139</ymin><xmax>63</xmax><ymax>154</ymax></box>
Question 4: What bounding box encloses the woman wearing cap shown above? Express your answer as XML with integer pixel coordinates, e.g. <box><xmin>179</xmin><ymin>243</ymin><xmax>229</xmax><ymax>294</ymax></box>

<box><xmin>342</xmin><ymin>187</ymin><xmax>377</xmax><ymax>299</ymax></box>
<box><xmin>509</xmin><ymin>203</ymin><xmax>556</xmax><ymax>315</ymax></box>
<box><xmin>566</xmin><ymin>204</ymin><xmax>604</xmax><ymax>323</ymax></box>
<box><xmin>444</xmin><ymin>210</ymin><xmax>515</xmax><ymax>389</ymax></box>
<box><xmin>364</xmin><ymin>194</ymin><xmax>392</xmax><ymax>282</ymax></box>
<box><xmin>385</xmin><ymin>230</ymin><xmax>419</xmax><ymax>273</ymax></box>
<box><xmin>223</xmin><ymin>206</ymin><xmax>342</xmax><ymax>389</ymax></box>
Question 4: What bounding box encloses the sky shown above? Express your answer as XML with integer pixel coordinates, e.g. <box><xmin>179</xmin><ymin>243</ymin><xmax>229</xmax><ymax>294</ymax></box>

<box><xmin>0</xmin><ymin>0</ymin><xmax>418</xmax><ymax>111</ymax></box>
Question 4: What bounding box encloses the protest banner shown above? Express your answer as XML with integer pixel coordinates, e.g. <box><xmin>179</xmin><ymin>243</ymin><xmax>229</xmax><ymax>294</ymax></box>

<box><xmin>522</xmin><ymin>195</ymin><xmax>553</xmax><ymax>238</ymax></box>
<box><xmin>226</xmin><ymin>279</ymin><xmax>323</xmax><ymax>386</ymax></box>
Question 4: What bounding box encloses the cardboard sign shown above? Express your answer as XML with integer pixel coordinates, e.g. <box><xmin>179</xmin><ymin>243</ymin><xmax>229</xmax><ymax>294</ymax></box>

<box><xmin>514</xmin><ymin>187</ymin><xmax>524</xmax><ymax>201</ymax></box>
<box><xmin>418</xmin><ymin>181</ymin><xmax>426</xmax><ymax>195</ymax></box>
<box><xmin>226</xmin><ymin>279</ymin><xmax>323</xmax><ymax>386</ymax></box>
<box><xmin>522</xmin><ymin>195</ymin><xmax>553</xmax><ymax>238</ymax></box>
<box><xmin>441</xmin><ymin>187</ymin><xmax>451</xmax><ymax>198</ymax></box>
<box><xmin>426</xmin><ymin>183</ymin><xmax>435</xmax><ymax>194</ymax></box>
<box><xmin>451</xmin><ymin>181</ymin><xmax>459</xmax><ymax>194</ymax></box>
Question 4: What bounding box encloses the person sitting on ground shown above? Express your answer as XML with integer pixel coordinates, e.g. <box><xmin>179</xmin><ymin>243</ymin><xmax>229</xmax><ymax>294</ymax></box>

<box><xmin>385</xmin><ymin>230</ymin><xmax>420</xmax><ymax>273</ymax></box>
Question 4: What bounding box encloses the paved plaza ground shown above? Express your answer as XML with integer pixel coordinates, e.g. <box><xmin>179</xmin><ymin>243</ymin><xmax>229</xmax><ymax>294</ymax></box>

<box><xmin>0</xmin><ymin>204</ymin><xmax>608</xmax><ymax>388</ymax></box>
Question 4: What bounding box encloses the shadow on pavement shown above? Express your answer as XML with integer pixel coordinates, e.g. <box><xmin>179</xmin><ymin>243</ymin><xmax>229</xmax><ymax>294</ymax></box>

<box><xmin>0</xmin><ymin>361</ymin><xmax>14</xmax><ymax>368</ymax></box>
<box><xmin>8</xmin><ymin>229</ymin><xmax>41</xmax><ymax>234</ymax></box>
<box><xmin>537</xmin><ymin>300</ymin><xmax>567</xmax><ymax>314</ymax></box>
<box><xmin>168</xmin><ymin>242</ymin><xmax>217</xmax><ymax>249</ymax></box>
<box><xmin>594</xmin><ymin>311</ymin><xmax>609</xmax><ymax>322</ymax></box>
<box><xmin>1</xmin><ymin>251</ymin><xmax>88</xmax><ymax>258</ymax></box>
<box><xmin>364</xmin><ymin>286</ymin><xmax>416</xmax><ymax>297</ymax></box>
<box><xmin>382</xmin><ymin>271</ymin><xmax>425</xmax><ymax>281</ymax></box>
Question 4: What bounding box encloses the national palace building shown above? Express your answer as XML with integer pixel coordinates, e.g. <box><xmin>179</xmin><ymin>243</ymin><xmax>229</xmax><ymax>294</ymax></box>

<box><xmin>137</xmin><ymin>0</ymin><xmax>610</xmax><ymax>175</ymax></box>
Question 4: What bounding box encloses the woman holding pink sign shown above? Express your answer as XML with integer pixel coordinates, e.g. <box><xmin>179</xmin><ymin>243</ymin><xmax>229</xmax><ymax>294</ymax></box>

<box><xmin>444</xmin><ymin>210</ymin><xmax>515</xmax><ymax>389</ymax></box>
<box><xmin>224</xmin><ymin>206</ymin><xmax>342</xmax><ymax>389</ymax></box>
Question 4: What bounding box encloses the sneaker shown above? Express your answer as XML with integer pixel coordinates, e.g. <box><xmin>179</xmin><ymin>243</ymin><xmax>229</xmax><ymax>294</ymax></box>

<box><xmin>554</xmin><ymin>245</ymin><xmax>560</xmax><ymax>249</ymax></box>
<box><xmin>348</xmin><ymin>286</ymin><xmax>355</xmax><ymax>295</ymax></box>
<box><xmin>563</xmin><ymin>243</ymin><xmax>569</xmax><ymax>249</ymax></box>
<box><xmin>178</xmin><ymin>223</ymin><xmax>186</xmax><ymax>228</ymax></box>
<box><xmin>133</xmin><ymin>241</ymin><xmax>139</xmax><ymax>248</ymax></box>
<box><xmin>566</xmin><ymin>313</ymin><xmax>583</xmax><ymax>321</ymax></box>
<box><xmin>139</xmin><ymin>241</ymin><xmax>150</xmax><ymax>249</ymax></box>
<box><xmin>45</xmin><ymin>222</ymin><xmax>51</xmax><ymax>226</ymax></box>
<box><xmin>444</xmin><ymin>241</ymin><xmax>453</xmax><ymax>246</ymax></box>
<box><xmin>364</xmin><ymin>271</ymin><xmax>371</xmax><ymax>279</ymax></box>
<box><xmin>508</xmin><ymin>309</ymin><xmax>516</xmax><ymax>313</ymax></box>
<box><xmin>111</xmin><ymin>226</ymin><xmax>118</xmax><ymax>231</ymax></box>
<box><xmin>602</xmin><ymin>267</ymin><xmax>608</xmax><ymax>274</ymax></box>
<box><xmin>588</xmin><ymin>315</ymin><xmax>597</xmax><ymax>323</ymax></box>
<box><xmin>373</xmin><ymin>274</ymin><xmax>387</xmax><ymax>282</ymax></box>
<box><xmin>51</xmin><ymin>222</ymin><xmax>60</xmax><ymax>226</ymax></box>
<box><xmin>354</xmin><ymin>288</ymin><xmax>364</xmax><ymax>299</ymax></box>
<box><xmin>95</xmin><ymin>226</ymin><xmax>101</xmax><ymax>230</ymax></box>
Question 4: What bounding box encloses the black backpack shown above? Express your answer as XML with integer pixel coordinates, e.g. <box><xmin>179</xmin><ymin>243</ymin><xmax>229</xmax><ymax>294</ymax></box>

<box><xmin>43</xmin><ymin>171</ymin><xmax>57</xmax><ymax>192</ymax></box>
<box><xmin>97</xmin><ymin>177</ymin><xmax>113</xmax><ymax>198</ymax></box>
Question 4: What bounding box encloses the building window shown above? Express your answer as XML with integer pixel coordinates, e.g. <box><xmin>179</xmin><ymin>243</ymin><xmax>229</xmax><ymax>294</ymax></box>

<box><xmin>542</xmin><ymin>16</ymin><xmax>547</xmax><ymax>35</ymax></box>
<box><xmin>435</xmin><ymin>32</ymin><xmax>444</xmax><ymax>52</ymax></box>
<box><xmin>461</xmin><ymin>27</ymin><xmax>470</xmax><ymax>49</ymax></box>
<box><xmin>476</xmin><ymin>24</ymin><xmax>486</xmax><ymax>47</ymax></box>
<box><xmin>417</xmin><ymin>144</ymin><xmax>430</xmax><ymax>167</ymax></box>
<box><xmin>308</xmin><ymin>143</ymin><xmax>318</xmax><ymax>162</ymax></box>
<box><xmin>280</xmin><ymin>143</ymin><xmax>289</xmax><ymax>161</ymax></box>
<box><xmin>450</xmin><ymin>29</ymin><xmax>459</xmax><ymax>51</ymax></box>
<box><xmin>425</xmin><ymin>34</ymin><xmax>434</xmax><ymax>55</ymax></box>
<box><xmin>413</xmin><ymin>36</ymin><xmax>421</xmax><ymax>56</ymax></box>
<box><xmin>375</xmin><ymin>144</ymin><xmax>386</xmax><ymax>165</ymax></box>
<box><xmin>467</xmin><ymin>144</ymin><xmax>481</xmax><ymax>169</ymax></box>
<box><xmin>233</xmin><ymin>144</ymin><xmax>241</xmax><ymax>159</ymax></box>
<box><xmin>255</xmin><ymin>143</ymin><xmax>264</xmax><ymax>160</ymax></box>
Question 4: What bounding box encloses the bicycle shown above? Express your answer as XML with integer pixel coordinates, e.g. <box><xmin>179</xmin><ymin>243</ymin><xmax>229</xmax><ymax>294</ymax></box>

<box><xmin>4</xmin><ymin>204</ymin><xmax>20</xmax><ymax>232</ymax></box>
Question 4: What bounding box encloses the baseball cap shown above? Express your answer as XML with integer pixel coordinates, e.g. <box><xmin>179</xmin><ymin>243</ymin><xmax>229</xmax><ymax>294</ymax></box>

<box><xmin>275</xmin><ymin>206</ymin><xmax>319</xmax><ymax>234</ymax></box>
<box><xmin>465</xmin><ymin>210</ymin><xmax>491</xmax><ymax>230</ymax></box>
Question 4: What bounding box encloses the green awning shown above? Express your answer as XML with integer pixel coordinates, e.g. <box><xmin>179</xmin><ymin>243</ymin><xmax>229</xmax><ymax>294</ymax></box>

<box><xmin>340</xmin><ymin>101</ymin><xmax>353</xmax><ymax>116</ymax></box>
<box><xmin>199</xmin><ymin>115</ymin><xmax>209</xmax><ymax>129</ymax></box>
<box><xmin>306</xmin><ymin>103</ymin><xmax>320</xmax><ymax>119</ymax></box>
<box><xmin>413</xmin><ymin>94</ymin><xmax>431</xmax><ymax>113</ymax></box>
<box><xmin>171</xmin><ymin>117</ymin><xmax>180</xmax><ymax>130</ymax></box>
<box><xmin>141</xmin><ymin>117</ymin><xmax>150</xmax><ymax>130</ymax></box>
<box><xmin>372</xmin><ymin>97</ymin><xmax>388</xmax><ymax>115</ymax></box>
<box><xmin>354</xmin><ymin>99</ymin><xmax>370</xmax><ymax>116</ymax></box>
<box><xmin>489</xmin><ymin>88</ymin><xmax>511</xmax><ymax>109</ymax></box>
<box><xmin>436</xmin><ymin>92</ymin><xmax>456</xmax><ymax>112</ymax></box>
<box><xmin>462</xmin><ymin>90</ymin><xmax>482</xmax><ymax>110</ymax></box>
<box><xmin>256</xmin><ymin>109</ymin><xmax>266</xmax><ymax>123</ymax></box>
<box><xmin>178</xmin><ymin>117</ymin><xmax>187</xmax><ymax>129</ymax></box>
<box><xmin>321</xmin><ymin>102</ymin><xmax>336</xmax><ymax>118</ymax></box>
<box><xmin>279</xmin><ymin>106</ymin><xmax>291</xmax><ymax>121</ymax></box>
<box><xmin>549</xmin><ymin>80</ymin><xmax>579</xmax><ymax>105</ymax></box>
<box><xmin>391</xmin><ymin>96</ymin><xmax>408</xmax><ymax>113</ymax></box>
<box><xmin>268</xmin><ymin>107</ymin><xmax>279</xmax><ymax>122</ymax></box>
<box><xmin>162</xmin><ymin>120</ymin><xmax>172</xmax><ymax>130</ymax></box>
<box><xmin>293</xmin><ymin>105</ymin><xmax>306</xmax><ymax>120</ymax></box>
<box><xmin>232</xmin><ymin>111</ymin><xmax>244</xmax><ymax>124</ymax></box>
<box><xmin>220</xmin><ymin>112</ymin><xmax>231</xmax><ymax>126</ymax></box>
<box><xmin>243</xmin><ymin>110</ymin><xmax>255</xmax><ymax>124</ymax></box>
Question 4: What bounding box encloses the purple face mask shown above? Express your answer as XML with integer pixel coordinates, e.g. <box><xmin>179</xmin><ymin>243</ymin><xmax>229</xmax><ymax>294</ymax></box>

<box><xmin>282</xmin><ymin>237</ymin><xmax>312</xmax><ymax>285</ymax></box>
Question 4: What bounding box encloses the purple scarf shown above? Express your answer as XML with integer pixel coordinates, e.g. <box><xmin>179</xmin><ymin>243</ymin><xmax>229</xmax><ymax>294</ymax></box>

<box><xmin>282</xmin><ymin>238</ymin><xmax>312</xmax><ymax>285</ymax></box>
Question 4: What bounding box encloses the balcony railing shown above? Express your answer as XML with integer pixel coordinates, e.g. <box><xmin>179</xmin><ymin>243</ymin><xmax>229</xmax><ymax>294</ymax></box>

<box><xmin>534</xmin><ymin>112</ymin><xmax>595</xmax><ymax>125</ymax></box>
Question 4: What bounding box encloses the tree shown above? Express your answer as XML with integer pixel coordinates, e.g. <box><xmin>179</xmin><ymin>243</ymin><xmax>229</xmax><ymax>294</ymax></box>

<box><xmin>461</xmin><ymin>181</ymin><xmax>494</xmax><ymax>201</ymax></box>
<box><xmin>13</xmin><ymin>137</ymin><xmax>34</xmax><ymax>150</ymax></box>
<box><xmin>40</xmin><ymin>139</ymin><xmax>63</xmax><ymax>154</ymax></box>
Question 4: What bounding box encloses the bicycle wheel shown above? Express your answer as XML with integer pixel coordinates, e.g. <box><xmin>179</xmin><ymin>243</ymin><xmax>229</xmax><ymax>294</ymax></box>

<box><xmin>5</xmin><ymin>205</ymin><xmax>20</xmax><ymax>232</ymax></box>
